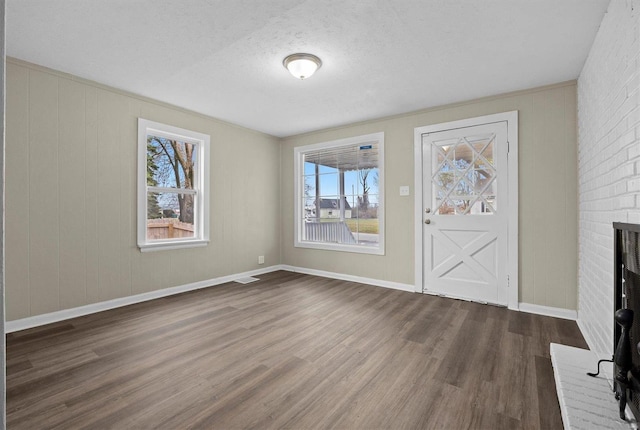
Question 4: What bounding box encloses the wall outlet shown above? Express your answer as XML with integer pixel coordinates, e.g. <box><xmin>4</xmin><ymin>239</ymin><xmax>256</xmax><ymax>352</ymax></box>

<box><xmin>258</xmin><ymin>255</ymin><xmax>265</xmax><ymax>264</ymax></box>
<box><xmin>399</xmin><ymin>186</ymin><xmax>410</xmax><ymax>196</ymax></box>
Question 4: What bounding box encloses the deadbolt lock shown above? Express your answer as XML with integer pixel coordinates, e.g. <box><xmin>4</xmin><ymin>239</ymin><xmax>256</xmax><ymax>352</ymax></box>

<box><xmin>425</xmin><ymin>208</ymin><xmax>431</xmax><ymax>213</ymax></box>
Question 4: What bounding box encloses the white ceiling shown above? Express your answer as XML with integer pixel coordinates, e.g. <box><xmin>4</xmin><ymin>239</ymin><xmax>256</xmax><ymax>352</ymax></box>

<box><xmin>7</xmin><ymin>0</ymin><xmax>609</xmax><ymax>137</ymax></box>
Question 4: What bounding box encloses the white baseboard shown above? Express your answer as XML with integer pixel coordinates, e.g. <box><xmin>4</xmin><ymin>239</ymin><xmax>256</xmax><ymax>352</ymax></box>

<box><xmin>6</xmin><ymin>265</ymin><xmax>284</xmax><ymax>333</ymax></box>
<box><xmin>6</xmin><ymin>264</ymin><xmax>580</xmax><ymax>333</ymax></box>
<box><xmin>280</xmin><ymin>265</ymin><xmax>415</xmax><ymax>293</ymax></box>
<box><xmin>281</xmin><ymin>269</ymin><xmax>580</xmax><ymax>322</ymax></box>
<box><xmin>518</xmin><ymin>302</ymin><xmax>577</xmax><ymax>320</ymax></box>
<box><xmin>5</xmin><ymin>265</ymin><xmax>412</xmax><ymax>333</ymax></box>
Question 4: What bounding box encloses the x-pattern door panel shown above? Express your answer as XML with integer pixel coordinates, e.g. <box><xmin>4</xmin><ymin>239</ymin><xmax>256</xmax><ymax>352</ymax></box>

<box><xmin>422</xmin><ymin>121</ymin><xmax>508</xmax><ymax>305</ymax></box>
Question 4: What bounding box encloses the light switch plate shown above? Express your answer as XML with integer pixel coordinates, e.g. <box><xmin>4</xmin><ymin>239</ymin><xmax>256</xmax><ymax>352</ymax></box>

<box><xmin>399</xmin><ymin>186</ymin><xmax>410</xmax><ymax>196</ymax></box>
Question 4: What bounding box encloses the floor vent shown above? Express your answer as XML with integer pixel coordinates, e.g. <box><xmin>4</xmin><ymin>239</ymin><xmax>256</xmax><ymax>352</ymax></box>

<box><xmin>234</xmin><ymin>276</ymin><xmax>260</xmax><ymax>284</ymax></box>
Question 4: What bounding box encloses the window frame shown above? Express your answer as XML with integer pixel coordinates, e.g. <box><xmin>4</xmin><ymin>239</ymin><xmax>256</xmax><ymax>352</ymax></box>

<box><xmin>294</xmin><ymin>132</ymin><xmax>385</xmax><ymax>255</ymax></box>
<box><xmin>137</xmin><ymin>118</ymin><xmax>210</xmax><ymax>252</ymax></box>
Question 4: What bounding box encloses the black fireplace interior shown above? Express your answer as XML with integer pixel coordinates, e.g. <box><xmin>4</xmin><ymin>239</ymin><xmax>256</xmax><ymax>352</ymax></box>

<box><xmin>614</xmin><ymin>222</ymin><xmax>640</xmax><ymax>421</ymax></box>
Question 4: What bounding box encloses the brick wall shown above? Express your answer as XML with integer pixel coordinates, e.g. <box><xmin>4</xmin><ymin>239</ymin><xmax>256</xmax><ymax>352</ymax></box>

<box><xmin>578</xmin><ymin>0</ymin><xmax>640</xmax><ymax>356</ymax></box>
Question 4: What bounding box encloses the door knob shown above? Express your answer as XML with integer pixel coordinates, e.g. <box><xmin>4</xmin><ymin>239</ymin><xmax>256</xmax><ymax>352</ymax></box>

<box><xmin>424</xmin><ymin>219</ymin><xmax>431</xmax><ymax>224</ymax></box>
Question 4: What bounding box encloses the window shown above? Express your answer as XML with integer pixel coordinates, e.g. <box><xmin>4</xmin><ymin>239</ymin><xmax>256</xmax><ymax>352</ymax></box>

<box><xmin>294</xmin><ymin>132</ymin><xmax>384</xmax><ymax>255</ymax></box>
<box><xmin>137</xmin><ymin>119</ymin><xmax>210</xmax><ymax>252</ymax></box>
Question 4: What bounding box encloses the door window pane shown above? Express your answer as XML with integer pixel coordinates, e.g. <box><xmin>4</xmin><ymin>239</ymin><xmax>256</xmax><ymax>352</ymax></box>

<box><xmin>432</xmin><ymin>132</ymin><xmax>497</xmax><ymax>215</ymax></box>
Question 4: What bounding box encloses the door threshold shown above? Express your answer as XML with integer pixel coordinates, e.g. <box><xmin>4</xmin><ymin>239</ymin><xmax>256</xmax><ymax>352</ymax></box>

<box><xmin>422</xmin><ymin>290</ymin><xmax>506</xmax><ymax>308</ymax></box>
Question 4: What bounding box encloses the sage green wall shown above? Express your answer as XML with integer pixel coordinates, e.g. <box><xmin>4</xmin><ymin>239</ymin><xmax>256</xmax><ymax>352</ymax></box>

<box><xmin>281</xmin><ymin>82</ymin><xmax>578</xmax><ymax>310</ymax></box>
<box><xmin>5</xmin><ymin>59</ymin><xmax>281</xmax><ymax>321</ymax></box>
<box><xmin>5</xmin><ymin>57</ymin><xmax>578</xmax><ymax>320</ymax></box>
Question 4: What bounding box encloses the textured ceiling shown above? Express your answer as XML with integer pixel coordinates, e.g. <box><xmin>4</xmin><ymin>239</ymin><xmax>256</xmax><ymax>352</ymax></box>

<box><xmin>7</xmin><ymin>0</ymin><xmax>609</xmax><ymax>137</ymax></box>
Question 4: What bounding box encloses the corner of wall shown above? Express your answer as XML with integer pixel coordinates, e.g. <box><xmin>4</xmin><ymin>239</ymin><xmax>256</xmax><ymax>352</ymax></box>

<box><xmin>1</xmin><ymin>0</ymin><xmax>7</xmax><ymax>424</ymax></box>
<box><xmin>278</xmin><ymin>137</ymin><xmax>284</xmax><ymax>265</ymax></box>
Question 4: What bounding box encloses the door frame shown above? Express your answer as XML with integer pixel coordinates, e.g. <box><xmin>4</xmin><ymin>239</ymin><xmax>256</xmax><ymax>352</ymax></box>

<box><xmin>413</xmin><ymin>111</ymin><xmax>519</xmax><ymax>310</ymax></box>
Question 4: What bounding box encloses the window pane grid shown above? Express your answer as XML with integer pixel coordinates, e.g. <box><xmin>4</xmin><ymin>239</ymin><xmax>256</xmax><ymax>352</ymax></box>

<box><xmin>148</xmin><ymin>186</ymin><xmax>197</xmax><ymax>195</ymax></box>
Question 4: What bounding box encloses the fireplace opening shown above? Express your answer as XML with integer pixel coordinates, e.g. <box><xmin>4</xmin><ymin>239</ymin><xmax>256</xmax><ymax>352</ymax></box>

<box><xmin>614</xmin><ymin>222</ymin><xmax>640</xmax><ymax>421</ymax></box>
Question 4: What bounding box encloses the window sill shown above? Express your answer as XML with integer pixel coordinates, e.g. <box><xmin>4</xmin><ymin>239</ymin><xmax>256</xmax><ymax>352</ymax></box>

<box><xmin>295</xmin><ymin>241</ymin><xmax>384</xmax><ymax>255</ymax></box>
<box><xmin>138</xmin><ymin>239</ymin><xmax>209</xmax><ymax>252</ymax></box>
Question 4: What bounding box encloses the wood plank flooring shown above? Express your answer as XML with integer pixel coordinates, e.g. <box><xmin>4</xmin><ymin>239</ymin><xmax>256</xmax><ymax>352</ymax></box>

<box><xmin>6</xmin><ymin>271</ymin><xmax>588</xmax><ymax>429</ymax></box>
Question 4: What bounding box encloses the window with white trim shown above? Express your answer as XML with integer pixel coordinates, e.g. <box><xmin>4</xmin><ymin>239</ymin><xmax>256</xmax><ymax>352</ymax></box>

<box><xmin>137</xmin><ymin>119</ymin><xmax>210</xmax><ymax>252</ymax></box>
<box><xmin>294</xmin><ymin>132</ymin><xmax>384</xmax><ymax>255</ymax></box>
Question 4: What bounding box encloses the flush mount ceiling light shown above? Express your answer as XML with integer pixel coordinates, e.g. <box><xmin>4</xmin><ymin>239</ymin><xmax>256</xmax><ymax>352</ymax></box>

<box><xmin>283</xmin><ymin>53</ymin><xmax>322</xmax><ymax>80</ymax></box>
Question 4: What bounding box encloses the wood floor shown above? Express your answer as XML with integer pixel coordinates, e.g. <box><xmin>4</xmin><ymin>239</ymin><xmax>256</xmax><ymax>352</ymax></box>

<box><xmin>6</xmin><ymin>271</ymin><xmax>587</xmax><ymax>429</ymax></box>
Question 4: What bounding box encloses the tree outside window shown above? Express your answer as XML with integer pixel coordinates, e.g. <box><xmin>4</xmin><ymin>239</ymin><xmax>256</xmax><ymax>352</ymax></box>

<box><xmin>137</xmin><ymin>119</ymin><xmax>210</xmax><ymax>252</ymax></box>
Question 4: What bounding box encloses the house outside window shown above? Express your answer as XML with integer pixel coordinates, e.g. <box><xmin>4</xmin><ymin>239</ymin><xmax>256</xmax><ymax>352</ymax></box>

<box><xmin>137</xmin><ymin>119</ymin><xmax>210</xmax><ymax>252</ymax></box>
<box><xmin>294</xmin><ymin>132</ymin><xmax>384</xmax><ymax>255</ymax></box>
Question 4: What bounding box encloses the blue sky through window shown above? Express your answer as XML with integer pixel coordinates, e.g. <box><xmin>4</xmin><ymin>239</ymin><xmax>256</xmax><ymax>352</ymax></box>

<box><xmin>303</xmin><ymin>163</ymin><xmax>378</xmax><ymax>198</ymax></box>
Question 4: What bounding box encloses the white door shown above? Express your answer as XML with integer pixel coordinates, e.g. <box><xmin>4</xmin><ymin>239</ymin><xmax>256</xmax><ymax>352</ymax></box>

<box><xmin>421</xmin><ymin>121</ymin><xmax>509</xmax><ymax>305</ymax></box>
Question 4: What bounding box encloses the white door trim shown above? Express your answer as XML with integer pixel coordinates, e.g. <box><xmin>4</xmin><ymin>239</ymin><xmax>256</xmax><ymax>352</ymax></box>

<box><xmin>413</xmin><ymin>111</ymin><xmax>519</xmax><ymax>310</ymax></box>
